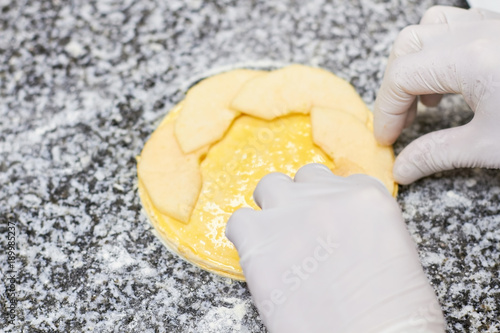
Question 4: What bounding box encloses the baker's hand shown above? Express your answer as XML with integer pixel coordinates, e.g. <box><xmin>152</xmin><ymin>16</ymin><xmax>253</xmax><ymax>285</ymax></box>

<box><xmin>374</xmin><ymin>6</ymin><xmax>500</xmax><ymax>184</ymax></box>
<box><xmin>226</xmin><ymin>164</ymin><xmax>445</xmax><ymax>333</ymax></box>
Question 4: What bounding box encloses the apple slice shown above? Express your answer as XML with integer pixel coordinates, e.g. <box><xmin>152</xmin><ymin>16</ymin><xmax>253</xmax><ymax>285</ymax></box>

<box><xmin>311</xmin><ymin>106</ymin><xmax>395</xmax><ymax>193</ymax></box>
<box><xmin>138</xmin><ymin>117</ymin><xmax>207</xmax><ymax>223</ymax></box>
<box><xmin>231</xmin><ymin>64</ymin><xmax>370</xmax><ymax>124</ymax></box>
<box><xmin>175</xmin><ymin>69</ymin><xmax>265</xmax><ymax>154</ymax></box>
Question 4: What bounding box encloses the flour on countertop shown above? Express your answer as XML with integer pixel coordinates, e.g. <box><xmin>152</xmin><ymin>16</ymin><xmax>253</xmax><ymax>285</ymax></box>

<box><xmin>2</xmin><ymin>0</ymin><xmax>499</xmax><ymax>332</ymax></box>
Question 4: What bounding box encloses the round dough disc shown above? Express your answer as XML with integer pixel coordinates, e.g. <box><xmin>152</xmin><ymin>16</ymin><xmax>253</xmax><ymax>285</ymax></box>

<box><xmin>137</xmin><ymin>66</ymin><xmax>397</xmax><ymax>280</ymax></box>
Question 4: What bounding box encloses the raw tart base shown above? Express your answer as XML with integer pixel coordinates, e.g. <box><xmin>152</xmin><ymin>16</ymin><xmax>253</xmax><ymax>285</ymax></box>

<box><xmin>137</xmin><ymin>65</ymin><xmax>397</xmax><ymax>281</ymax></box>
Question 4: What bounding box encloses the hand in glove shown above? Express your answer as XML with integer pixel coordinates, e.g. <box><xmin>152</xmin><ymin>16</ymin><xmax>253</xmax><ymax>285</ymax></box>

<box><xmin>374</xmin><ymin>6</ymin><xmax>500</xmax><ymax>184</ymax></box>
<box><xmin>226</xmin><ymin>164</ymin><xmax>445</xmax><ymax>333</ymax></box>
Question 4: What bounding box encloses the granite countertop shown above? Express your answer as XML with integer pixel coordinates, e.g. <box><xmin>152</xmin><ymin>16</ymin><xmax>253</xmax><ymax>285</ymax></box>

<box><xmin>1</xmin><ymin>0</ymin><xmax>499</xmax><ymax>332</ymax></box>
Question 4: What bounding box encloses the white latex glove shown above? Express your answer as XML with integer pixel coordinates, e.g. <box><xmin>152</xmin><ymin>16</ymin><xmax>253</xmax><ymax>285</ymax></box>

<box><xmin>374</xmin><ymin>6</ymin><xmax>500</xmax><ymax>184</ymax></box>
<box><xmin>226</xmin><ymin>164</ymin><xmax>445</xmax><ymax>333</ymax></box>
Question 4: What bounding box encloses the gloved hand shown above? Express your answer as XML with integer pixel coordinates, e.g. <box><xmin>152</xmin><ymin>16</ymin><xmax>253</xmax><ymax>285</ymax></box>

<box><xmin>226</xmin><ymin>164</ymin><xmax>445</xmax><ymax>333</ymax></box>
<box><xmin>374</xmin><ymin>6</ymin><xmax>500</xmax><ymax>184</ymax></box>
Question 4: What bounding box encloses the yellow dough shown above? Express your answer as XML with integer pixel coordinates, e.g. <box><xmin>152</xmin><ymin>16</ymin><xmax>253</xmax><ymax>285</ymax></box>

<box><xmin>311</xmin><ymin>106</ymin><xmax>397</xmax><ymax>195</ymax></box>
<box><xmin>231</xmin><ymin>64</ymin><xmax>370</xmax><ymax>125</ymax></box>
<box><xmin>137</xmin><ymin>104</ymin><xmax>207</xmax><ymax>223</ymax></box>
<box><xmin>139</xmin><ymin>111</ymin><xmax>335</xmax><ymax>279</ymax></box>
<box><xmin>175</xmin><ymin>69</ymin><xmax>265</xmax><ymax>154</ymax></box>
<box><xmin>137</xmin><ymin>65</ymin><xmax>397</xmax><ymax>280</ymax></box>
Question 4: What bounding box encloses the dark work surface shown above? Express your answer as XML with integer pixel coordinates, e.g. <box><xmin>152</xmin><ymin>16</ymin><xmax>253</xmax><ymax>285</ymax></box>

<box><xmin>2</xmin><ymin>0</ymin><xmax>499</xmax><ymax>332</ymax></box>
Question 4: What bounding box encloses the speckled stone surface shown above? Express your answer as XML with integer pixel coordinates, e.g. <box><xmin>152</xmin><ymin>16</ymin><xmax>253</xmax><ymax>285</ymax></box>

<box><xmin>1</xmin><ymin>0</ymin><xmax>499</xmax><ymax>332</ymax></box>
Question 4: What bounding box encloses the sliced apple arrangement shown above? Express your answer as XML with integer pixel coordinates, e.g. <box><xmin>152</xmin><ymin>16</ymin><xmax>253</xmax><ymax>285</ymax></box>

<box><xmin>137</xmin><ymin>64</ymin><xmax>397</xmax><ymax>280</ymax></box>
